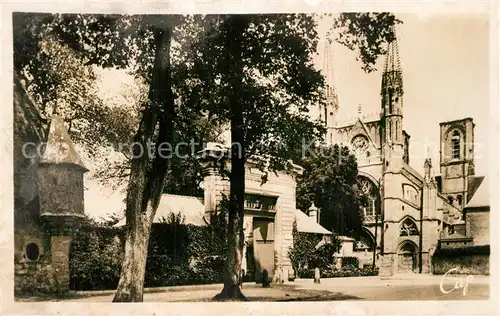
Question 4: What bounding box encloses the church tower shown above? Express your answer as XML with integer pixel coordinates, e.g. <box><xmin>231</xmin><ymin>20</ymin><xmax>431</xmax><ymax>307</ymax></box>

<box><xmin>320</xmin><ymin>39</ymin><xmax>339</xmax><ymax>145</ymax></box>
<box><xmin>379</xmin><ymin>26</ymin><xmax>405</xmax><ymax>277</ymax></box>
<box><xmin>439</xmin><ymin>118</ymin><xmax>475</xmax><ymax>208</ymax></box>
<box><xmin>380</xmin><ymin>26</ymin><xmax>404</xmax><ymax>163</ymax></box>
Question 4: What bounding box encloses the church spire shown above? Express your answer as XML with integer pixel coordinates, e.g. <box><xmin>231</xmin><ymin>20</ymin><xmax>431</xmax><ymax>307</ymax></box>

<box><xmin>381</xmin><ymin>25</ymin><xmax>403</xmax><ymax>97</ymax></box>
<box><xmin>321</xmin><ymin>39</ymin><xmax>339</xmax><ymax>130</ymax></box>
<box><xmin>380</xmin><ymin>25</ymin><xmax>404</xmax><ymax>155</ymax></box>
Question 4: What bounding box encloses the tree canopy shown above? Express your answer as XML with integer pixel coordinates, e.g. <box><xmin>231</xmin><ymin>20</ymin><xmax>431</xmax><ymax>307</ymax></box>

<box><xmin>296</xmin><ymin>144</ymin><xmax>369</xmax><ymax>238</ymax></box>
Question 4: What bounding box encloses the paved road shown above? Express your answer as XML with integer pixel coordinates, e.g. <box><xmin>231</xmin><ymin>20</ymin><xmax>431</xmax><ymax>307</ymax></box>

<box><xmin>18</xmin><ymin>275</ymin><xmax>489</xmax><ymax>302</ymax></box>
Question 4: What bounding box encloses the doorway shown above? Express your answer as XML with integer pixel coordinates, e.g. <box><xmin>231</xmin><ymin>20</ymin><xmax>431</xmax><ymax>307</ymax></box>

<box><xmin>397</xmin><ymin>241</ymin><xmax>418</xmax><ymax>273</ymax></box>
<box><xmin>252</xmin><ymin>218</ymin><xmax>275</xmax><ymax>283</ymax></box>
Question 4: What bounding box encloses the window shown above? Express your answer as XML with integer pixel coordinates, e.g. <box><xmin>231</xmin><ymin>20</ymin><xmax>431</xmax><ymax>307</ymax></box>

<box><xmin>451</xmin><ymin>131</ymin><xmax>460</xmax><ymax>159</ymax></box>
<box><xmin>399</xmin><ymin>218</ymin><xmax>419</xmax><ymax>236</ymax></box>
<box><xmin>448</xmin><ymin>196</ymin><xmax>454</xmax><ymax>204</ymax></box>
<box><xmin>457</xmin><ymin>195</ymin><xmax>463</xmax><ymax>207</ymax></box>
<box><xmin>388</xmin><ymin>88</ymin><xmax>394</xmax><ymax>113</ymax></box>
<box><xmin>358</xmin><ymin>177</ymin><xmax>379</xmax><ymax>218</ymax></box>
<box><xmin>25</xmin><ymin>243</ymin><xmax>40</xmax><ymax>261</ymax></box>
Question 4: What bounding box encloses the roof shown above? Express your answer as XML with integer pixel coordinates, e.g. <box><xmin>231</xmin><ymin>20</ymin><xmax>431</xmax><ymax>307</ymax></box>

<box><xmin>115</xmin><ymin>194</ymin><xmax>206</xmax><ymax>227</ymax></box>
<box><xmin>295</xmin><ymin>209</ymin><xmax>331</xmax><ymax>235</ymax></box>
<box><xmin>465</xmin><ymin>177</ymin><xmax>489</xmax><ymax>208</ymax></box>
<box><xmin>467</xmin><ymin>176</ymin><xmax>485</xmax><ymax>203</ymax></box>
<box><xmin>40</xmin><ymin>114</ymin><xmax>88</xmax><ymax>171</ymax></box>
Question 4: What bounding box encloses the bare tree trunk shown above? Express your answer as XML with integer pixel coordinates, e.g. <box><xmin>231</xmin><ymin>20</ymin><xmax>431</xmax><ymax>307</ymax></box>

<box><xmin>213</xmin><ymin>15</ymin><xmax>249</xmax><ymax>301</ymax></box>
<box><xmin>113</xmin><ymin>23</ymin><xmax>174</xmax><ymax>302</ymax></box>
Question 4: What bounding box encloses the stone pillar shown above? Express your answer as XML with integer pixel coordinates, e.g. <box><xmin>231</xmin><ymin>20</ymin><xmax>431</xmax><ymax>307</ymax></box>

<box><xmin>50</xmin><ymin>235</ymin><xmax>72</xmax><ymax>292</ymax></box>
<box><xmin>379</xmin><ymin>254</ymin><xmax>394</xmax><ymax>277</ymax></box>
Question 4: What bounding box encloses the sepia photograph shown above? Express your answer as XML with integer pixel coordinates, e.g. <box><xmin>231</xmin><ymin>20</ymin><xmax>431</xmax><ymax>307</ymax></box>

<box><xmin>3</xmin><ymin>4</ymin><xmax>497</xmax><ymax>314</ymax></box>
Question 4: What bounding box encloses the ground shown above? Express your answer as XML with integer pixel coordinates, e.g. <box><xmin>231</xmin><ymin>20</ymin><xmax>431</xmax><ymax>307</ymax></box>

<box><xmin>16</xmin><ymin>274</ymin><xmax>489</xmax><ymax>302</ymax></box>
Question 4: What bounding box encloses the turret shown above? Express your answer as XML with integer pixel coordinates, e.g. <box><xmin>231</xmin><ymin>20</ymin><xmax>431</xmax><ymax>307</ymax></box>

<box><xmin>37</xmin><ymin>114</ymin><xmax>88</xmax><ymax>291</ymax></box>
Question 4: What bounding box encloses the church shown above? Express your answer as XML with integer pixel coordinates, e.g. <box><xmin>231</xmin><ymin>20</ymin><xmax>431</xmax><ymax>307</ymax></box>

<box><xmin>318</xmin><ymin>29</ymin><xmax>490</xmax><ymax>276</ymax></box>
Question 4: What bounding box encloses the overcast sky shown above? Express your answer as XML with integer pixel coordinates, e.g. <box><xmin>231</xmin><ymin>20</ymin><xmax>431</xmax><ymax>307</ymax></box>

<box><xmin>87</xmin><ymin>13</ymin><xmax>491</xmax><ymax>219</ymax></box>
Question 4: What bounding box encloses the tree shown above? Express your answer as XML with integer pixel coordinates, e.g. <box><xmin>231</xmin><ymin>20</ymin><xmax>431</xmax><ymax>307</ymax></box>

<box><xmin>296</xmin><ymin>144</ymin><xmax>369</xmax><ymax>238</ymax></box>
<box><xmin>13</xmin><ymin>13</ymin><xmax>189</xmax><ymax>301</ymax></box>
<box><xmin>184</xmin><ymin>13</ymin><xmax>400</xmax><ymax>300</ymax></box>
<box><xmin>13</xmin><ymin>12</ymin><xmax>400</xmax><ymax>301</ymax></box>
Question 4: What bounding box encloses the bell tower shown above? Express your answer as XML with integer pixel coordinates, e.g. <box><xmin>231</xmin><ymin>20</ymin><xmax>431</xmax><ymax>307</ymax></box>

<box><xmin>380</xmin><ymin>26</ymin><xmax>404</xmax><ymax>162</ymax></box>
<box><xmin>439</xmin><ymin>118</ymin><xmax>475</xmax><ymax>208</ymax></box>
<box><xmin>320</xmin><ymin>39</ymin><xmax>339</xmax><ymax>145</ymax></box>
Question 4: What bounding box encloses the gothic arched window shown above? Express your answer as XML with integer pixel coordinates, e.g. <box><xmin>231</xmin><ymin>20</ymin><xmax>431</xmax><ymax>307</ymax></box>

<box><xmin>399</xmin><ymin>218</ymin><xmax>419</xmax><ymax>236</ymax></box>
<box><xmin>451</xmin><ymin>131</ymin><xmax>460</xmax><ymax>159</ymax></box>
<box><xmin>358</xmin><ymin>177</ymin><xmax>379</xmax><ymax>218</ymax></box>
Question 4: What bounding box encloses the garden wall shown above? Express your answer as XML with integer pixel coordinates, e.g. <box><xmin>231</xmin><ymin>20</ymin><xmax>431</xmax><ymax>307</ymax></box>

<box><xmin>431</xmin><ymin>245</ymin><xmax>490</xmax><ymax>275</ymax></box>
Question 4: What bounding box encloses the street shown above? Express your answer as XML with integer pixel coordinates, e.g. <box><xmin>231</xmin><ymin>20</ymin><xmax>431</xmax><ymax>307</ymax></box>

<box><xmin>18</xmin><ymin>274</ymin><xmax>489</xmax><ymax>302</ymax></box>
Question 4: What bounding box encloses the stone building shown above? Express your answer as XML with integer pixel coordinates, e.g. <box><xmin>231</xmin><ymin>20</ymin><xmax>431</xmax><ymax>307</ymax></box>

<box><xmin>319</xmin><ymin>30</ymin><xmax>490</xmax><ymax>276</ymax></box>
<box><xmin>197</xmin><ymin>143</ymin><xmax>324</xmax><ymax>282</ymax></box>
<box><xmin>14</xmin><ymin>76</ymin><xmax>88</xmax><ymax>293</ymax></box>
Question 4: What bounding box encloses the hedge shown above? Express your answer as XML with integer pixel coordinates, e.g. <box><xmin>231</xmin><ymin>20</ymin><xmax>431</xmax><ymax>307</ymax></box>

<box><xmin>299</xmin><ymin>266</ymin><xmax>379</xmax><ymax>278</ymax></box>
<box><xmin>70</xmin><ymin>203</ymin><xmax>228</xmax><ymax>291</ymax></box>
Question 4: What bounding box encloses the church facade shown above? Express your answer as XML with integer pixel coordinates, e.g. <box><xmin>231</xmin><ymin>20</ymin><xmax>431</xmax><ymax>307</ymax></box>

<box><xmin>319</xmin><ymin>31</ymin><xmax>489</xmax><ymax>276</ymax></box>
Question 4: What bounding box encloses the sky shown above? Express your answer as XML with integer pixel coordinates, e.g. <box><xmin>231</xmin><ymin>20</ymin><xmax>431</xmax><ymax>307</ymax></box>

<box><xmin>312</xmin><ymin>13</ymin><xmax>490</xmax><ymax>176</ymax></box>
<box><xmin>86</xmin><ymin>13</ymin><xmax>491</xmax><ymax>220</ymax></box>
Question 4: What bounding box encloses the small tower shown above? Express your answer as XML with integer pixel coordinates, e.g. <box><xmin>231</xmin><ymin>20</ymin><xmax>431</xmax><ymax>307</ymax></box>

<box><xmin>38</xmin><ymin>114</ymin><xmax>88</xmax><ymax>292</ymax></box>
<box><xmin>439</xmin><ymin>117</ymin><xmax>475</xmax><ymax>208</ymax></box>
<box><xmin>380</xmin><ymin>25</ymin><xmax>404</xmax><ymax>162</ymax></box>
<box><xmin>320</xmin><ymin>39</ymin><xmax>339</xmax><ymax>145</ymax></box>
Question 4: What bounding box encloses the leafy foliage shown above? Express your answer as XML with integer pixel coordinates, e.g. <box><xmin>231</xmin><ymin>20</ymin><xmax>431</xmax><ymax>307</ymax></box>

<box><xmin>299</xmin><ymin>266</ymin><xmax>379</xmax><ymax>278</ymax></box>
<box><xmin>69</xmin><ymin>216</ymin><xmax>124</xmax><ymax>291</ymax></box>
<box><xmin>288</xmin><ymin>221</ymin><xmax>341</xmax><ymax>276</ymax></box>
<box><xmin>341</xmin><ymin>256</ymin><xmax>360</xmax><ymax>268</ymax></box>
<box><xmin>296</xmin><ymin>144</ymin><xmax>368</xmax><ymax>238</ymax></box>
<box><xmin>69</xmin><ymin>201</ymin><xmax>229</xmax><ymax>290</ymax></box>
<box><xmin>331</xmin><ymin>13</ymin><xmax>402</xmax><ymax>73</ymax></box>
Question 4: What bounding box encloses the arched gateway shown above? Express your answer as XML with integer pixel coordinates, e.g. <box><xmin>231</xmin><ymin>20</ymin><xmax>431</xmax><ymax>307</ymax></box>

<box><xmin>397</xmin><ymin>240</ymin><xmax>418</xmax><ymax>273</ymax></box>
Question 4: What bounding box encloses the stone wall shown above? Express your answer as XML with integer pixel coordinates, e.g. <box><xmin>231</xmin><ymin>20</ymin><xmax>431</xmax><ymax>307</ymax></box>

<box><xmin>466</xmin><ymin>209</ymin><xmax>489</xmax><ymax>246</ymax></box>
<box><xmin>432</xmin><ymin>254</ymin><xmax>489</xmax><ymax>275</ymax></box>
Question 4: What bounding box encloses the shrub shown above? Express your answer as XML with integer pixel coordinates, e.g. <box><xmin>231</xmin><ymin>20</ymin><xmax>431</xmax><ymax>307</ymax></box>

<box><xmin>70</xmin><ymin>200</ymin><xmax>229</xmax><ymax>290</ymax></box>
<box><xmin>341</xmin><ymin>257</ymin><xmax>360</xmax><ymax>268</ymax></box>
<box><xmin>69</xmin><ymin>221</ymin><xmax>124</xmax><ymax>291</ymax></box>
<box><xmin>298</xmin><ymin>266</ymin><xmax>379</xmax><ymax>278</ymax></box>
<box><xmin>288</xmin><ymin>221</ymin><xmax>341</xmax><ymax>274</ymax></box>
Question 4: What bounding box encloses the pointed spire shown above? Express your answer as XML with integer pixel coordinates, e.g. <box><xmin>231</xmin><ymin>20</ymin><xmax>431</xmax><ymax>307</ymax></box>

<box><xmin>321</xmin><ymin>38</ymin><xmax>339</xmax><ymax>126</ymax></box>
<box><xmin>40</xmin><ymin>114</ymin><xmax>88</xmax><ymax>171</ymax></box>
<box><xmin>381</xmin><ymin>25</ymin><xmax>403</xmax><ymax>95</ymax></box>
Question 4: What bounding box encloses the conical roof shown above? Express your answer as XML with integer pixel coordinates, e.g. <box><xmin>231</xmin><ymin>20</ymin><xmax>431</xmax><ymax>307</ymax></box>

<box><xmin>40</xmin><ymin>114</ymin><xmax>88</xmax><ymax>171</ymax></box>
